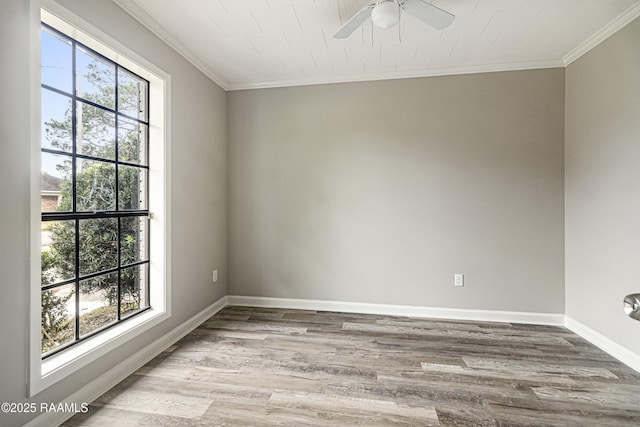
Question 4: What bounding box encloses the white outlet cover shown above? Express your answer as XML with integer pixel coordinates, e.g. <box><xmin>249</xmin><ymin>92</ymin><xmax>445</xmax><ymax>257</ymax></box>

<box><xmin>454</xmin><ymin>274</ymin><xmax>464</xmax><ymax>287</ymax></box>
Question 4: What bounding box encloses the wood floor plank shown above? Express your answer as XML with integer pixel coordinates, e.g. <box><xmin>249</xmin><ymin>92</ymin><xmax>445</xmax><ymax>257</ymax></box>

<box><xmin>462</xmin><ymin>357</ymin><xmax>619</xmax><ymax>379</ymax></box>
<box><xmin>64</xmin><ymin>306</ymin><xmax>640</xmax><ymax>426</ymax></box>
<box><xmin>532</xmin><ymin>383</ymin><xmax>640</xmax><ymax>410</ymax></box>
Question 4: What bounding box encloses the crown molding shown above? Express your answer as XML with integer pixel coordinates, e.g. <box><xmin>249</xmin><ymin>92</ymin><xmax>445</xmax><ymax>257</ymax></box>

<box><xmin>226</xmin><ymin>58</ymin><xmax>564</xmax><ymax>91</ymax></box>
<box><xmin>111</xmin><ymin>0</ymin><xmax>561</xmax><ymax>91</ymax></box>
<box><xmin>563</xmin><ymin>1</ymin><xmax>640</xmax><ymax>66</ymax></box>
<box><xmin>114</xmin><ymin>0</ymin><xmax>638</xmax><ymax>91</ymax></box>
<box><xmin>113</xmin><ymin>0</ymin><xmax>229</xmax><ymax>90</ymax></box>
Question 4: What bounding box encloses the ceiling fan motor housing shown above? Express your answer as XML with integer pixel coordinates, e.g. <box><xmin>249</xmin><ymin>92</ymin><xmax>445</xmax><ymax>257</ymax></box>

<box><xmin>332</xmin><ymin>0</ymin><xmax>454</xmax><ymax>40</ymax></box>
<box><xmin>371</xmin><ymin>0</ymin><xmax>399</xmax><ymax>29</ymax></box>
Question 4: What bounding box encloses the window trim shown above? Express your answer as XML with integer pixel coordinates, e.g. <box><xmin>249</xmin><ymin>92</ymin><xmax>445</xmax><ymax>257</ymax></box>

<box><xmin>29</xmin><ymin>1</ymin><xmax>172</xmax><ymax>397</ymax></box>
<box><xmin>40</xmin><ymin>21</ymin><xmax>152</xmax><ymax>358</ymax></box>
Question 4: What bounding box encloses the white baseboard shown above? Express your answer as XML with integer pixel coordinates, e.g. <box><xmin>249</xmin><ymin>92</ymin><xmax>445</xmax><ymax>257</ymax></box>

<box><xmin>564</xmin><ymin>316</ymin><xmax>640</xmax><ymax>374</ymax></box>
<box><xmin>25</xmin><ymin>296</ymin><xmax>227</xmax><ymax>427</ymax></box>
<box><xmin>26</xmin><ymin>294</ymin><xmax>640</xmax><ymax>427</ymax></box>
<box><xmin>226</xmin><ymin>295</ymin><xmax>565</xmax><ymax>326</ymax></box>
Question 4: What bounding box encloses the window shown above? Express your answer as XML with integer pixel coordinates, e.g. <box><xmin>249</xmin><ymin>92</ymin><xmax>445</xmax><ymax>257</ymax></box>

<box><xmin>30</xmin><ymin>4</ymin><xmax>170</xmax><ymax>396</ymax></box>
<box><xmin>40</xmin><ymin>23</ymin><xmax>151</xmax><ymax>357</ymax></box>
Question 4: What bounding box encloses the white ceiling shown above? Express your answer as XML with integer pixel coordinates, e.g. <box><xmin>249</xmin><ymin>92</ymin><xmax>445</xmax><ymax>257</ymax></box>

<box><xmin>114</xmin><ymin>0</ymin><xmax>640</xmax><ymax>90</ymax></box>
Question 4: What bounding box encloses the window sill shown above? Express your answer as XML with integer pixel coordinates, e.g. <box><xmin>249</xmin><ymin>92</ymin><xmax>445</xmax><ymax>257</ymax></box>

<box><xmin>32</xmin><ymin>307</ymin><xmax>169</xmax><ymax>396</ymax></box>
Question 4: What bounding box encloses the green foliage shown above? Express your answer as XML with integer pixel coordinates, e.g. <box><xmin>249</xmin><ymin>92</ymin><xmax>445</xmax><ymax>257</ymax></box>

<box><xmin>41</xmin><ymin>250</ymin><xmax>74</xmax><ymax>353</ymax></box>
<box><xmin>41</xmin><ymin>289</ymin><xmax>74</xmax><ymax>353</ymax></box>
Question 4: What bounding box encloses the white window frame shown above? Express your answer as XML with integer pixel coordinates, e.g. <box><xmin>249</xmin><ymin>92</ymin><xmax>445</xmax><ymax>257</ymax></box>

<box><xmin>28</xmin><ymin>0</ymin><xmax>172</xmax><ymax>397</ymax></box>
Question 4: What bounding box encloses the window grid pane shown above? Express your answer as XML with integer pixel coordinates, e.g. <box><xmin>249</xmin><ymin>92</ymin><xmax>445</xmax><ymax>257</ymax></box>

<box><xmin>77</xmin><ymin>101</ymin><xmax>116</xmax><ymax>160</ymax></box>
<box><xmin>40</xmin><ymin>23</ymin><xmax>150</xmax><ymax>358</ymax></box>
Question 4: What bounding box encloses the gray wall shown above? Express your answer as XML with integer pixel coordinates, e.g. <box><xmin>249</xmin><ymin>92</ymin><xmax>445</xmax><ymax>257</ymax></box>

<box><xmin>228</xmin><ymin>69</ymin><xmax>566</xmax><ymax>313</ymax></box>
<box><xmin>10</xmin><ymin>1</ymin><xmax>640</xmax><ymax>424</ymax></box>
<box><xmin>0</xmin><ymin>1</ymin><xmax>227</xmax><ymax>425</ymax></box>
<box><xmin>565</xmin><ymin>17</ymin><xmax>640</xmax><ymax>355</ymax></box>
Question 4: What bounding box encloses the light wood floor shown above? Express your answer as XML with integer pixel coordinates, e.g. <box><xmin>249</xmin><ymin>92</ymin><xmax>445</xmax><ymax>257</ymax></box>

<box><xmin>64</xmin><ymin>306</ymin><xmax>640</xmax><ymax>426</ymax></box>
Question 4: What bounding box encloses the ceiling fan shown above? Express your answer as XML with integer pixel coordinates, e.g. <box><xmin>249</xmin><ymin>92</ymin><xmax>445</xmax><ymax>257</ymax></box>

<box><xmin>333</xmin><ymin>0</ymin><xmax>455</xmax><ymax>39</ymax></box>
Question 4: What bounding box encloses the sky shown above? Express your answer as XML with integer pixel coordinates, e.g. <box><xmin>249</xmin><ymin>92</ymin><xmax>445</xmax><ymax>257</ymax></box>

<box><xmin>41</xmin><ymin>27</ymin><xmax>73</xmax><ymax>178</ymax></box>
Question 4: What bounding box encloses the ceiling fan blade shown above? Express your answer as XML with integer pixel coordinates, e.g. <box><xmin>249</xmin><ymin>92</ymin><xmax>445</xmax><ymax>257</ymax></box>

<box><xmin>402</xmin><ymin>0</ymin><xmax>455</xmax><ymax>30</ymax></box>
<box><xmin>333</xmin><ymin>4</ymin><xmax>374</xmax><ymax>39</ymax></box>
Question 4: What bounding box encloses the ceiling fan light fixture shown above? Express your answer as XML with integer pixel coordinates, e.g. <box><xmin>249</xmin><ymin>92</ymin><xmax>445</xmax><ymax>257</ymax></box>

<box><xmin>371</xmin><ymin>0</ymin><xmax>399</xmax><ymax>29</ymax></box>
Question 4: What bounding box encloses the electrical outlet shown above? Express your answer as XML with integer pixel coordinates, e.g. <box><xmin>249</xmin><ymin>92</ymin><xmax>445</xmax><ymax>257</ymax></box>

<box><xmin>213</xmin><ymin>270</ymin><xmax>218</xmax><ymax>283</ymax></box>
<box><xmin>454</xmin><ymin>273</ymin><xmax>464</xmax><ymax>287</ymax></box>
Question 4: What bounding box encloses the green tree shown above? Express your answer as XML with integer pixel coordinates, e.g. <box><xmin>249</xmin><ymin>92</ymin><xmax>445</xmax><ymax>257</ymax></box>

<box><xmin>42</xmin><ymin>59</ymin><xmax>147</xmax><ymax>352</ymax></box>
